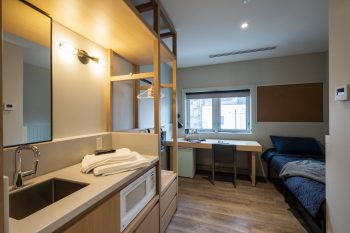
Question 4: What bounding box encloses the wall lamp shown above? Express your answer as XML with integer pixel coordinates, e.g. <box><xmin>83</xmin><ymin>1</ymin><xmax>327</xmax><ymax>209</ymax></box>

<box><xmin>59</xmin><ymin>41</ymin><xmax>106</xmax><ymax>66</ymax></box>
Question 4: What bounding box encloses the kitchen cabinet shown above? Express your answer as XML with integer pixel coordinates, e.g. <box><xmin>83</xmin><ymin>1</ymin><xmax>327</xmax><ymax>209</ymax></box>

<box><xmin>134</xmin><ymin>203</ymin><xmax>159</xmax><ymax>233</ymax></box>
<box><xmin>59</xmin><ymin>192</ymin><xmax>120</xmax><ymax>233</ymax></box>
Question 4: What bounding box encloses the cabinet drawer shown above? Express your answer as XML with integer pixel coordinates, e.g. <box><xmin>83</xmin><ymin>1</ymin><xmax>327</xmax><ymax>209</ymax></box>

<box><xmin>60</xmin><ymin>192</ymin><xmax>120</xmax><ymax>233</ymax></box>
<box><xmin>160</xmin><ymin>195</ymin><xmax>177</xmax><ymax>233</ymax></box>
<box><xmin>160</xmin><ymin>179</ymin><xmax>177</xmax><ymax>216</ymax></box>
<box><xmin>135</xmin><ymin>203</ymin><xmax>159</xmax><ymax>233</ymax></box>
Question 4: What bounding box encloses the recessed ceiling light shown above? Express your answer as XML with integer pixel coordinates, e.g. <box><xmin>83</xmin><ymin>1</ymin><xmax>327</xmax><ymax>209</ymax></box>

<box><xmin>241</xmin><ymin>22</ymin><xmax>249</xmax><ymax>29</ymax></box>
<box><xmin>243</xmin><ymin>0</ymin><xmax>251</xmax><ymax>4</ymax></box>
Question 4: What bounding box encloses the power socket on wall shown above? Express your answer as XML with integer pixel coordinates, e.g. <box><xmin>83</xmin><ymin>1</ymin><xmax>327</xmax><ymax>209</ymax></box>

<box><xmin>96</xmin><ymin>137</ymin><xmax>103</xmax><ymax>150</ymax></box>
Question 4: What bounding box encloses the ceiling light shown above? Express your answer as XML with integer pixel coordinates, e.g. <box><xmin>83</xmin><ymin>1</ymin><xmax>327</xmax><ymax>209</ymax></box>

<box><xmin>243</xmin><ymin>0</ymin><xmax>251</xmax><ymax>4</ymax></box>
<box><xmin>241</xmin><ymin>22</ymin><xmax>249</xmax><ymax>29</ymax></box>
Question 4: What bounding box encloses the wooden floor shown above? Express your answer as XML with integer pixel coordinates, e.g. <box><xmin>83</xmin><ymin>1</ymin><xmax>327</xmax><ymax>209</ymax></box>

<box><xmin>166</xmin><ymin>175</ymin><xmax>306</xmax><ymax>233</ymax></box>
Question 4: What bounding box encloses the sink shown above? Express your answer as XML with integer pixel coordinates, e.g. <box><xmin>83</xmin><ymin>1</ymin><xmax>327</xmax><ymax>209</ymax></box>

<box><xmin>10</xmin><ymin>178</ymin><xmax>89</xmax><ymax>220</ymax></box>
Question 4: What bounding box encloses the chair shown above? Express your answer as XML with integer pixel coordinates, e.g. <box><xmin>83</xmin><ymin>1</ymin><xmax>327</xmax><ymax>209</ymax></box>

<box><xmin>211</xmin><ymin>144</ymin><xmax>237</xmax><ymax>188</ymax></box>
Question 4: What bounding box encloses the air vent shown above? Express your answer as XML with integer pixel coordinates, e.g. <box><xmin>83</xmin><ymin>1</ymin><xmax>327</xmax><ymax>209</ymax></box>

<box><xmin>209</xmin><ymin>46</ymin><xmax>277</xmax><ymax>58</ymax></box>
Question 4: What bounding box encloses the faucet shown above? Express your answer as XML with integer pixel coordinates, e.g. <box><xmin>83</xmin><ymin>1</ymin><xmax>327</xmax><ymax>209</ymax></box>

<box><xmin>13</xmin><ymin>144</ymin><xmax>40</xmax><ymax>188</ymax></box>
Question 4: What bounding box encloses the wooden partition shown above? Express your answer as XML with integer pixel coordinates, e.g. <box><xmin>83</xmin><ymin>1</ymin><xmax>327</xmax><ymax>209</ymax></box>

<box><xmin>0</xmin><ymin>0</ymin><xmax>4</xmax><ymax>231</ymax></box>
<box><xmin>257</xmin><ymin>83</ymin><xmax>323</xmax><ymax>122</ymax></box>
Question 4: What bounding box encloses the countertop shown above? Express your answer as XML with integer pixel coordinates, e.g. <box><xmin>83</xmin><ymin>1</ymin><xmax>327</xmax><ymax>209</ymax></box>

<box><xmin>8</xmin><ymin>156</ymin><xmax>158</xmax><ymax>233</ymax></box>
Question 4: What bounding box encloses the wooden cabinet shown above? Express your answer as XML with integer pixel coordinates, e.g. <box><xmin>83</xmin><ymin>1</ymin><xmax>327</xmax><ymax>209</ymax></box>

<box><xmin>58</xmin><ymin>192</ymin><xmax>120</xmax><ymax>233</ymax></box>
<box><xmin>160</xmin><ymin>177</ymin><xmax>177</xmax><ymax>233</ymax></box>
<box><xmin>134</xmin><ymin>203</ymin><xmax>159</xmax><ymax>233</ymax></box>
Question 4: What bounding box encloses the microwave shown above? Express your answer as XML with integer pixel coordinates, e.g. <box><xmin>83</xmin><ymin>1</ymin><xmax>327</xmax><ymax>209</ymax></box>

<box><xmin>120</xmin><ymin>167</ymin><xmax>156</xmax><ymax>231</ymax></box>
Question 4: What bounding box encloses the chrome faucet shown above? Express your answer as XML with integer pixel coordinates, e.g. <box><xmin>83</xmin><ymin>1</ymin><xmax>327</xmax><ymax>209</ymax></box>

<box><xmin>13</xmin><ymin>144</ymin><xmax>40</xmax><ymax>188</ymax></box>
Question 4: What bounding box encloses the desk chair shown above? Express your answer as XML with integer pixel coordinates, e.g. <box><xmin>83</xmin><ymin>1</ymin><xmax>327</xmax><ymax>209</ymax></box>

<box><xmin>212</xmin><ymin>144</ymin><xmax>237</xmax><ymax>188</ymax></box>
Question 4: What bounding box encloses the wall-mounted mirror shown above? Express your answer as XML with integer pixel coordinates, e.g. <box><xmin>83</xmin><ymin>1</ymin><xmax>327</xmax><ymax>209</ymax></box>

<box><xmin>2</xmin><ymin>0</ymin><xmax>52</xmax><ymax>147</ymax></box>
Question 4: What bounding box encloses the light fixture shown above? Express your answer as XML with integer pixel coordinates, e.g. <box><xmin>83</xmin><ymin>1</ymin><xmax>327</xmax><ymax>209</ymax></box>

<box><xmin>243</xmin><ymin>0</ymin><xmax>251</xmax><ymax>4</ymax></box>
<box><xmin>59</xmin><ymin>41</ymin><xmax>106</xmax><ymax>66</ymax></box>
<box><xmin>241</xmin><ymin>22</ymin><xmax>249</xmax><ymax>29</ymax></box>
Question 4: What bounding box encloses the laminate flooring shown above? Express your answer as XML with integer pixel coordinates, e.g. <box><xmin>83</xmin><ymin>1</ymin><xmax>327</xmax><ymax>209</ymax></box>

<box><xmin>165</xmin><ymin>175</ymin><xmax>306</xmax><ymax>233</ymax></box>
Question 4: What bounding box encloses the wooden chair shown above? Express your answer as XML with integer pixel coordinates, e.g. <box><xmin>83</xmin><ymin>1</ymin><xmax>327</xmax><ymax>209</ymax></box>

<box><xmin>211</xmin><ymin>144</ymin><xmax>237</xmax><ymax>188</ymax></box>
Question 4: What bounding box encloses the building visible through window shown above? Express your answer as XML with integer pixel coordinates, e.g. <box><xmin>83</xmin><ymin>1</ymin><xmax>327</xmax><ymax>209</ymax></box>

<box><xmin>186</xmin><ymin>89</ymin><xmax>250</xmax><ymax>133</ymax></box>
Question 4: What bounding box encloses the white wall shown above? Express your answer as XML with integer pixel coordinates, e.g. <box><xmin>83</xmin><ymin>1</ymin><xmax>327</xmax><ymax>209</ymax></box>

<box><xmin>111</xmin><ymin>54</ymin><xmax>134</xmax><ymax>131</ymax></box>
<box><xmin>327</xmin><ymin>0</ymin><xmax>350</xmax><ymax>232</ymax></box>
<box><xmin>23</xmin><ymin>63</ymin><xmax>51</xmax><ymax>124</ymax></box>
<box><xmin>177</xmin><ymin>52</ymin><xmax>328</xmax><ymax>174</ymax></box>
<box><xmin>111</xmin><ymin>59</ymin><xmax>173</xmax><ymax>131</ymax></box>
<box><xmin>3</xmin><ymin>21</ymin><xmax>111</xmax><ymax>184</ymax></box>
<box><xmin>52</xmin><ymin>22</ymin><xmax>108</xmax><ymax>139</ymax></box>
<box><xmin>139</xmin><ymin>64</ymin><xmax>172</xmax><ymax>129</ymax></box>
<box><xmin>3</xmin><ymin>41</ymin><xmax>26</xmax><ymax>146</ymax></box>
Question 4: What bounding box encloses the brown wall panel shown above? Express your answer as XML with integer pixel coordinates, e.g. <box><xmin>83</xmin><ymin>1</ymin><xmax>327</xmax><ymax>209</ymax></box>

<box><xmin>257</xmin><ymin>83</ymin><xmax>323</xmax><ymax>122</ymax></box>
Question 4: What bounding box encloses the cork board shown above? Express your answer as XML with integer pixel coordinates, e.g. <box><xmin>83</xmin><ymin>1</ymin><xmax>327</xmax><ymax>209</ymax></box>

<box><xmin>257</xmin><ymin>83</ymin><xmax>323</xmax><ymax>122</ymax></box>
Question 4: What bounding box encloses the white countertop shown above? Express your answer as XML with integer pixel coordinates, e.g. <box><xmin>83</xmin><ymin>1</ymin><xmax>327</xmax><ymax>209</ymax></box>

<box><xmin>8</xmin><ymin>156</ymin><xmax>158</xmax><ymax>233</ymax></box>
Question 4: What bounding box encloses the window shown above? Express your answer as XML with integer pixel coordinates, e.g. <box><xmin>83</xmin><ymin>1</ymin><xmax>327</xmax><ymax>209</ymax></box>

<box><xmin>186</xmin><ymin>89</ymin><xmax>251</xmax><ymax>133</ymax></box>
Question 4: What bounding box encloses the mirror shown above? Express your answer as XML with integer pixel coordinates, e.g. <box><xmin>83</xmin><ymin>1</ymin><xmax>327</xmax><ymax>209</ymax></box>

<box><xmin>2</xmin><ymin>0</ymin><xmax>52</xmax><ymax>147</ymax></box>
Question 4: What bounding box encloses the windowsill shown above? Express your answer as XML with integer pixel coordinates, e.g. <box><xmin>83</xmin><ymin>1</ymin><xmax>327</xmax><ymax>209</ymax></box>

<box><xmin>196</xmin><ymin>131</ymin><xmax>253</xmax><ymax>135</ymax></box>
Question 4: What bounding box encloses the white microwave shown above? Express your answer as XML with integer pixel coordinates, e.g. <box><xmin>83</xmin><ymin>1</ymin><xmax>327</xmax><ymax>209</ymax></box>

<box><xmin>120</xmin><ymin>167</ymin><xmax>156</xmax><ymax>231</ymax></box>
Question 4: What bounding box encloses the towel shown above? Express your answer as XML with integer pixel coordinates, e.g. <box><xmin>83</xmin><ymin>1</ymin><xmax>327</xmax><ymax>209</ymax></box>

<box><xmin>81</xmin><ymin>148</ymin><xmax>136</xmax><ymax>173</ymax></box>
<box><xmin>93</xmin><ymin>153</ymin><xmax>150</xmax><ymax>176</ymax></box>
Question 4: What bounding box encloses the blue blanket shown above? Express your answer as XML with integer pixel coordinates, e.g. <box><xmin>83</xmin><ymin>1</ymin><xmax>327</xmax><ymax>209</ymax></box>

<box><xmin>279</xmin><ymin>159</ymin><xmax>325</xmax><ymax>184</ymax></box>
<box><xmin>284</xmin><ymin>177</ymin><xmax>325</xmax><ymax>217</ymax></box>
<box><xmin>262</xmin><ymin>149</ymin><xmax>325</xmax><ymax>218</ymax></box>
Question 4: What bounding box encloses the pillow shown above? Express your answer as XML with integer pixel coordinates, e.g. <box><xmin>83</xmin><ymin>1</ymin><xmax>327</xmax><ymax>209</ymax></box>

<box><xmin>270</xmin><ymin>136</ymin><xmax>324</xmax><ymax>156</ymax></box>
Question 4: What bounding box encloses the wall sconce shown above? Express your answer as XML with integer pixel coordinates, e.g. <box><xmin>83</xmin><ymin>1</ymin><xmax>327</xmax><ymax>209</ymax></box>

<box><xmin>59</xmin><ymin>41</ymin><xmax>106</xmax><ymax>66</ymax></box>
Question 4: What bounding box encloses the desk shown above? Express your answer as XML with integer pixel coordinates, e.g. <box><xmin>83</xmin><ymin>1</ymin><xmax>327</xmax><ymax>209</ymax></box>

<box><xmin>166</xmin><ymin>138</ymin><xmax>262</xmax><ymax>186</ymax></box>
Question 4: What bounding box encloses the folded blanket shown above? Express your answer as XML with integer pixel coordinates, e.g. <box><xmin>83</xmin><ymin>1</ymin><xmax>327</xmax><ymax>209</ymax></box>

<box><xmin>81</xmin><ymin>148</ymin><xmax>137</xmax><ymax>173</ymax></box>
<box><xmin>93</xmin><ymin>153</ymin><xmax>150</xmax><ymax>176</ymax></box>
<box><xmin>279</xmin><ymin>159</ymin><xmax>325</xmax><ymax>184</ymax></box>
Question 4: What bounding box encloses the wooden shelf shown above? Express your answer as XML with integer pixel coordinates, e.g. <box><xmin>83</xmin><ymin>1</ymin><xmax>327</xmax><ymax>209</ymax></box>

<box><xmin>110</xmin><ymin>72</ymin><xmax>154</xmax><ymax>82</ymax></box>
<box><xmin>161</xmin><ymin>170</ymin><xmax>177</xmax><ymax>194</ymax></box>
<box><xmin>26</xmin><ymin>0</ymin><xmax>175</xmax><ymax>65</ymax></box>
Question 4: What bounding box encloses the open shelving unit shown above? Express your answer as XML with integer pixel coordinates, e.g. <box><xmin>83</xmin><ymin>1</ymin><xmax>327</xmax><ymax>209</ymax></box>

<box><xmin>25</xmin><ymin>0</ymin><xmax>178</xmax><ymax>231</ymax></box>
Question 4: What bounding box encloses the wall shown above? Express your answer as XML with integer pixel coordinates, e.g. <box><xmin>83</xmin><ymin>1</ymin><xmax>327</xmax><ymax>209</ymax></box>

<box><xmin>52</xmin><ymin>22</ymin><xmax>108</xmax><ymax>139</ymax></box>
<box><xmin>111</xmin><ymin>54</ymin><xmax>134</xmax><ymax>131</ymax></box>
<box><xmin>111</xmin><ymin>58</ymin><xmax>173</xmax><ymax>131</ymax></box>
<box><xmin>177</xmin><ymin>52</ymin><xmax>328</xmax><ymax>174</ymax></box>
<box><xmin>23</xmin><ymin>63</ymin><xmax>51</xmax><ymax>125</ymax></box>
<box><xmin>327</xmin><ymin>0</ymin><xmax>350</xmax><ymax>232</ymax></box>
<box><xmin>23</xmin><ymin>63</ymin><xmax>51</xmax><ymax>142</ymax></box>
<box><xmin>139</xmin><ymin>64</ymin><xmax>172</xmax><ymax>129</ymax></box>
<box><xmin>3</xmin><ymin>41</ymin><xmax>25</xmax><ymax>146</ymax></box>
<box><xmin>3</xmin><ymin>21</ymin><xmax>110</xmax><ymax>184</ymax></box>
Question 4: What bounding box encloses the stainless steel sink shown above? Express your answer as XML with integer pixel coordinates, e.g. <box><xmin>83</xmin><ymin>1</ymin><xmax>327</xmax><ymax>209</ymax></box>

<box><xmin>10</xmin><ymin>178</ymin><xmax>89</xmax><ymax>220</ymax></box>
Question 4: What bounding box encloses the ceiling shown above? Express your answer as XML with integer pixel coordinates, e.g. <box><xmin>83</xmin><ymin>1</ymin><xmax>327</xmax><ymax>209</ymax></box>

<box><xmin>160</xmin><ymin>0</ymin><xmax>328</xmax><ymax>68</ymax></box>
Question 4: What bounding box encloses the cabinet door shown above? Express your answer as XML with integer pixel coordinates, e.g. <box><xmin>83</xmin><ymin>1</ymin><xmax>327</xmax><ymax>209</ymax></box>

<box><xmin>135</xmin><ymin>203</ymin><xmax>159</xmax><ymax>233</ymax></box>
<box><xmin>60</xmin><ymin>192</ymin><xmax>120</xmax><ymax>233</ymax></box>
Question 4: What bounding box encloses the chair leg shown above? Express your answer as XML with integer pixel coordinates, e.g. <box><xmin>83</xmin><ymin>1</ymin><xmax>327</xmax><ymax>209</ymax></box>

<box><xmin>211</xmin><ymin>149</ymin><xmax>215</xmax><ymax>185</ymax></box>
<box><xmin>233</xmin><ymin>155</ymin><xmax>237</xmax><ymax>188</ymax></box>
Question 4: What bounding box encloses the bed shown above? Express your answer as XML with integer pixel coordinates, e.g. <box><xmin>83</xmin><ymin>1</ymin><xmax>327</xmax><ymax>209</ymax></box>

<box><xmin>262</xmin><ymin>136</ymin><xmax>326</xmax><ymax>233</ymax></box>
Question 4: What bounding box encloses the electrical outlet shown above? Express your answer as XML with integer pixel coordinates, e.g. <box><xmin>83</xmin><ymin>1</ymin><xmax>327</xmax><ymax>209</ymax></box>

<box><xmin>96</xmin><ymin>137</ymin><xmax>103</xmax><ymax>150</ymax></box>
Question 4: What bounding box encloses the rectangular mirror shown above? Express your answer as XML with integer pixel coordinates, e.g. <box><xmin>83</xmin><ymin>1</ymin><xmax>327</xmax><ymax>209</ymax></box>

<box><xmin>2</xmin><ymin>0</ymin><xmax>52</xmax><ymax>147</ymax></box>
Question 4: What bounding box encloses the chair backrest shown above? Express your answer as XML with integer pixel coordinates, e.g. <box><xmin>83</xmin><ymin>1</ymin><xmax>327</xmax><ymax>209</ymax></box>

<box><xmin>213</xmin><ymin>144</ymin><xmax>236</xmax><ymax>163</ymax></box>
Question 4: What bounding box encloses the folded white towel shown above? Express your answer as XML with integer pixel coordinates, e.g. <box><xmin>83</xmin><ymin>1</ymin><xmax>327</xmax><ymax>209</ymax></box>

<box><xmin>93</xmin><ymin>153</ymin><xmax>150</xmax><ymax>176</ymax></box>
<box><xmin>81</xmin><ymin>148</ymin><xmax>137</xmax><ymax>173</ymax></box>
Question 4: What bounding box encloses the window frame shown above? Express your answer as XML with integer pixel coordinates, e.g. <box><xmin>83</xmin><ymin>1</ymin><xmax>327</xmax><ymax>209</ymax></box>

<box><xmin>184</xmin><ymin>88</ymin><xmax>251</xmax><ymax>134</ymax></box>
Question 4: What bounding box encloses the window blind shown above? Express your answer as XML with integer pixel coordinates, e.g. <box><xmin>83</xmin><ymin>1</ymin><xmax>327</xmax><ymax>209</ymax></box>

<box><xmin>186</xmin><ymin>89</ymin><xmax>250</xmax><ymax>99</ymax></box>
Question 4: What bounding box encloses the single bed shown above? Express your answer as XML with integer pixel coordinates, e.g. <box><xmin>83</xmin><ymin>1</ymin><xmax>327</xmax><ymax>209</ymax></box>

<box><xmin>262</xmin><ymin>136</ymin><xmax>326</xmax><ymax>233</ymax></box>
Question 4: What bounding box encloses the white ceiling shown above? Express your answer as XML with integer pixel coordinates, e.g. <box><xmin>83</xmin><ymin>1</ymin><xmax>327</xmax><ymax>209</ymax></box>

<box><xmin>160</xmin><ymin>0</ymin><xmax>328</xmax><ymax>68</ymax></box>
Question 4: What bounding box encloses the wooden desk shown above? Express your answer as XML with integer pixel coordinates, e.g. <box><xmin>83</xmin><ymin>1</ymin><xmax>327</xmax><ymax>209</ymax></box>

<box><xmin>166</xmin><ymin>138</ymin><xmax>262</xmax><ymax>186</ymax></box>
